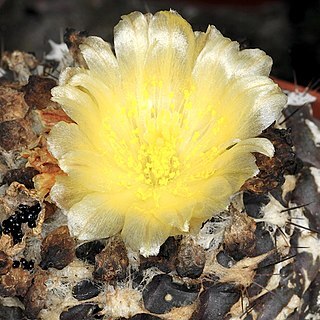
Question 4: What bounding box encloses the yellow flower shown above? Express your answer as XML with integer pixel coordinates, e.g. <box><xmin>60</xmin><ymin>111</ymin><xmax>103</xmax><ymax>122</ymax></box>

<box><xmin>48</xmin><ymin>10</ymin><xmax>286</xmax><ymax>256</ymax></box>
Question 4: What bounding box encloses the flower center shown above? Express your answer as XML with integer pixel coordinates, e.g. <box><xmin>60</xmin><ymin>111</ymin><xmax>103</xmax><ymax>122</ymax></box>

<box><xmin>138</xmin><ymin>136</ymin><xmax>180</xmax><ymax>186</ymax></box>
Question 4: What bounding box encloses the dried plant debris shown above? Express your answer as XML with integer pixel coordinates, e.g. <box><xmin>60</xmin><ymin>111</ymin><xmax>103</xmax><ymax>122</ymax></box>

<box><xmin>139</xmin><ymin>236</ymin><xmax>180</xmax><ymax>274</ymax></box>
<box><xmin>24</xmin><ymin>272</ymin><xmax>48</xmax><ymax>319</ymax></box>
<box><xmin>0</xmin><ymin>85</ymin><xmax>29</xmax><ymax>122</ymax></box>
<box><xmin>1</xmin><ymin>51</ymin><xmax>38</xmax><ymax>83</ymax></box>
<box><xmin>242</xmin><ymin>126</ymin><xmax>302</xmax><ymax>194</ymax></box>
<box><xmin>2</xmin><ymin>167</ymin><xmax>39</xmax><ymax>189</ymax></box>
<box><xmin>40</xmin><ymin>225</ymin><xmax>75</xmax><ymax>270</ymax></box>
<box><xmin>0</xmin><ymin>33</ymin><xmax>319</xmax><ymax>320</ymax></box>
<box><xmin>0</xmin><ymin>267</ymin><xmax>33</xmax><ymax>297</ymax></box>
<box><xmin>63</xmin><ymin>28</ymin><xmax>89</xmax><ymax>66</ymax></box>
<box><xmin>175</xmin><ymin>237</ymin><xmax>206</xmax><ymax>279</ymax></box>
<box><xmin>93</xmin><ymin>237</ymin><xmax>129</xmax><ymax>283</ymax></box>
<box><xmin>0</xmin><ymin>251</ymin><xmax>10</xmax><ymax>276</ymax></box>
<box><xmin>0</xmin><ymin>119</ymin><xmax>36</xmax><ymax>152</ymax></box>
<box><xmin>23</xmin><ymin>76</ymin><xmax>57</xmax><ymax>110</ymax></box>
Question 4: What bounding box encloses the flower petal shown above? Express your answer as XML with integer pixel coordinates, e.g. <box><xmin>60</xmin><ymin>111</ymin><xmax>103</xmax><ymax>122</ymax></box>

<box><xmin>114</xmin><ymin>11</ymin><xmax>150</xmax><ymax>85</ymax></box>
<box><xmin>194</xmin><ymin>25</ymin><xmax>272</xmax><ymax>79</ymax></box>
<box><xmin>51</xmin><ymin>85</ymin><xmax>102</xmax><ymax>140</ymax></box>
<box><xmin>79</xmin><ymin>36</ymin><xmax>119</xmax><ymax>87</ymax></box>
<box><xmin>47</xmin><ymin>120</ymin><xmax>138</xmax><ymax>196</ymax></box>
<box><xmin>121</xmin><ymin>213</ymin><xmax>173</xmax><ymax>256</ymax></box>
<box><xmin>65</xmin><ymin>72</ymin><xmax>135</xmax><ymax>139</ymax></box>
<box><xmin>189</xmin><ymin>137</ymin><xmax>274</xmax><ymax>223</ymax></box>
<box><xmin>186</xmin><ymin>74</ymin><xmax>286</xmax><ymax>150</ymax></box>
<box><xmin>234</xmin><ymin>137</ymin><xmax>274</xmax><ymax>157</ymax></box>
<box><xmin>47</xmin><ymin>121</ymin><xmax>93</xmax><ymax>160</ymax></box>
<box><xmin>145</xmin><ymin>10</ymin><xmax>196</xmax><ymax>84</ymax></box>
<box><xmin>50</xmin><ymin>174</ymin><xmax>89</xmax><ymax>210</ymax></box>
<box><xmin>53</xmin><ymin>75</ymin><xmax>133</xmax><ymax>153</ymax></box>
<box><xmin>57</xmin><ymin>149</ymin><xmax>131</xmax><ymax>193</ymax></box>
<box><xmin>211</xmin><ymin>137</ymin><xmax>274</xmax><ymax>188</ymax></box>
<box><xmin>217</xmin><ymin>76</ymin><xmax>286</xmax><ymax>142</ymax></box>
<box><xmin>188</xmin><ymin>25</ymin><xmax>286</xmax><ymax>146</ymax></box>
<box><xmin>68</xmin><ymin>193</ymin><xmax>125</xmax><ymax>240</ymax></box>
<box><xmin>66</xmin><ymin>72</ymin><xmax>115</xmax><ymax>115</ymax></box>
<box><xmin>115</xmin><ymin>10</ymin><xmax>196</xmax><ymax>98</ymax></box>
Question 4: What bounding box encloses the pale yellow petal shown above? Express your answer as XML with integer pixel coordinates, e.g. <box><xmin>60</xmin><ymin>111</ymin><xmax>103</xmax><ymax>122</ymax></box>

<box><xmin>115</xmin><ymin>10</ymin><xmax>196</xmax><ymax>102</ymax></box>
<box><xmin>68</xmin><ymin>193</ymin><xmax>124</xmax><ymax>240</ymax></box>
<box><xmin>145</xmin><ymin>10</ymin><xmax>196</xmax><ymax>83</ymax></box>
<box><xmin>54</xmin><ymin>74</ymin><xmax>135</xmax><ymax>154</ymax></box>
<box><xmin>189</xmin><ymin>137</ymin><xmax>274</xmax><ymax>223</ymax></box>
<box><xmin>66</xmin><ymin>72</ymin><xmax>115</xmax><ymax>115</ymax></box>
<box><xmin>114</xmin><ymin>11</ymin><xmax>150</xmax><ymax>86</ymax></box>
<box><xmin>140</xmin><ymin>10</ymin><xmax>196</xmax><ymax>113</ymax></box>
<box><xmin>58</xmin><ymin>66</ymin><xmax>84</xmax><ymax>86</ymax></box>
<box><xmin>219</xmin><ymin>77</ymin><xmax>286</xmax><ymax>141</ymax></box>
<box><xmin>66</xmin><ymin>73</ymin><xmax>136</xmax><ymax>140</ymax></box>
<box><xmin>234</xmin><ymin>137</ymin><xmax>274</xmax><ymax>157</ymax></box>
<box><xmin>79</xmin><ymin>36</ymin><xmax>119</xmax><ymax>87</ymax></box>
<box><xmin>121</xmin><ymin>213</ymin><xmax>173</xmax><ymax>256</ymax></box>
<box><xmin>56</xmin><ymin>71</ymin><xmax>120</xmax><ymax>122</ymax></box>
<box><xmin>57</xmin><ymin>149</ymin><xmax>131</xmax><ymax>193</ymax></box>
<box><xmin>194</xmin><ymin>25</ymin><xmax>272</xmax><ymax>78</ymax></box>
<box><xmin>188</xmin><ymin>25</ymin><xmax>286</xmax><ymax>146</ymax></box>
<box><xmin>50</xmin><ymin>174</ymin><xmax>90</xmax><ymax>210</ymax></box>
<box><xmin>234</xmin><ymin>48</ymin><xmax>272</xmax><ymax>77</ymax></box>
<box><xmin>47</xmin><ymin>122</ymin><xmax>93</xmax><ymax>160</ymax></box>
<box><xmin>194</xmin><ymin>28</ymin><xmax>210</xmax><ymax>58</ymax></box>
<box><xmin>209</xmin><ymin>138</ymin><xmax>274</xmax><ymax>186</ymax></box>
<box><xmin>152</xmin><ymin>192</ymin><xmax>192</xmax><ymax>232</ymax></box>
<box><xmin>51</xmin><ymin>85</ymin><xmax>101</xmax><ymax>135</ymax></box>
<box><xmin>185</xmin><ymin>75</ymin><xmax>286</xmax><ymax>152</ymax></box>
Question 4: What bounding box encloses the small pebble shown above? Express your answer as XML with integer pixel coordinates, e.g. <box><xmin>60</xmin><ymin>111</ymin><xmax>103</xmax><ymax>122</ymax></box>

<box><xmin>75</xmin><ymin>241</ymin><xmax>105</xmax><ymax>265</ymax></box>
<box><xmin>216</xmin><ymin>251</ymin><xmax>235</xmax><ymax>268</ymax></box>
<box><xmin>72</xmin><ymin>279</ymin><xmax>101</xmax><ymax>301</ymax></box>
<box><xmin>60</xmin><ymin>303</ymin><xmax>103</xmax><ymax>320</ymax></box>
<box><xmin>142</xmin><ymin>274</ymin><xmax>199</xmax><ymax>314</ymax></box>
<box><xmin>243</xmin><ymin>191</ymin><xmax>270</xmax><ymax>219</ymax></box>
<box><xmin>0</xmin><ymin>306</ymin><xmax>26</xmax><ymax>320</ymax></box>
<box><xmin>192</xmin><ymin>283</ymin><xmax>240</xmax><ymax>320</ymax></box>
